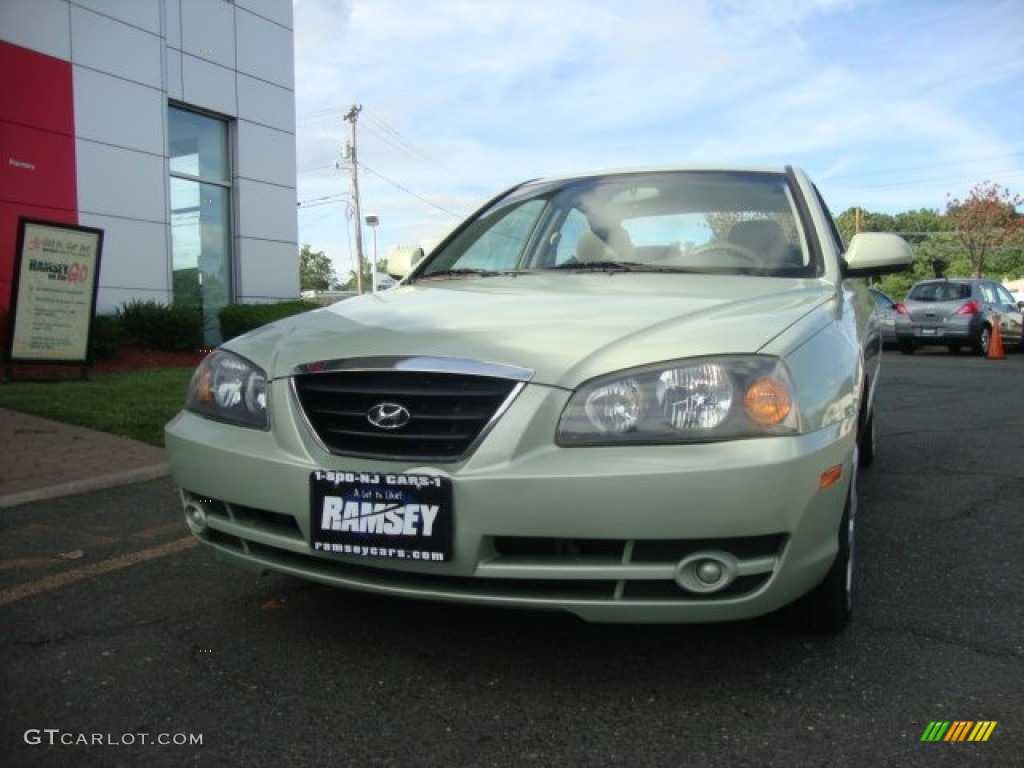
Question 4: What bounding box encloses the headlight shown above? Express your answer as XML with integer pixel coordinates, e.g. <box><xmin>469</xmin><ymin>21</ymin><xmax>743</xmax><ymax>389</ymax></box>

<box><xmin>185</xmin><ymin>350</ymin><xmax>269</xmax><ymax>429</ymax></box>
<box><xmin>557</xmin><ymin>356</ymin><xmax>799</xmax><ymax>446</ymax></box>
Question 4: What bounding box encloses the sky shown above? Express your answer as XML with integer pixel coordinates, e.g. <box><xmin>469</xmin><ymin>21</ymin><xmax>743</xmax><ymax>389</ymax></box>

<box><xmin>291</xmin><ymin>0</ymin><xmax>1024</xmax><ymax>280</ymax></box>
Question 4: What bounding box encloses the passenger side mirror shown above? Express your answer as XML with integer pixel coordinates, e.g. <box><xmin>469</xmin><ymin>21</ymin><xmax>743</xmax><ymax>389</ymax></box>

<box><xmin>841</xmin><ymin>233</ymin><xmax>913</xmax><ymax>277</ymax></box>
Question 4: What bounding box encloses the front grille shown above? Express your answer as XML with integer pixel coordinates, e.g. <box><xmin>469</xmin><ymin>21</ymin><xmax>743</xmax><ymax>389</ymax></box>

<box><xmin>293</xmin><ymin>368</ymin><xmax>524</xmax><ymax>461</ymax></box>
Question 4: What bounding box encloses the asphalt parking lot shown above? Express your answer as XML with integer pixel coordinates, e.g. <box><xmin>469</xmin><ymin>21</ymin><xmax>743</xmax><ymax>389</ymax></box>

<box><xmin>1</xmin><ymin>349</ymin><xmax>1021</xmax><ymax>767</ymax></box>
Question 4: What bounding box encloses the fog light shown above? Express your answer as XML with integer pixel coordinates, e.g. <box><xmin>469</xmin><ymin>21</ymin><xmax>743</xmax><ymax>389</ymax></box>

<box><xmin>674</xmin><ymin>551</ymin><xmax>738</xmax><ymax>594</ymax></box>
<box><xmin>184</xmin><ymin>500</ymin><xmax>207</xmax><ymax>534</ymax></box>
<box><xmin>696</xmin><ymin>559</ymin><xmax>724</xmax><ymax>585</ymax></box>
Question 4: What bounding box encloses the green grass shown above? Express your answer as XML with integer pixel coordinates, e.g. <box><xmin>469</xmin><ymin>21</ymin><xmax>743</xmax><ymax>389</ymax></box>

<box><xmin>0</xmin><ymin>368</ymin><xmax>193</xmax><ymax>446</ymax></box>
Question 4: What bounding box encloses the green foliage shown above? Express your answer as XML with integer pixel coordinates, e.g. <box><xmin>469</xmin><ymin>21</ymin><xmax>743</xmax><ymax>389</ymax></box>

<box><xmin>946</xmin><ymin>182</ymin><xmax>1024</xmax><ymax>277</ymax></box>
<box><xmin>0</xmin><ymin>368</ymin><xmax>192</xmax><ymax>446</ymax></box>
<box><xmin>115</xmin><ymin>300</ymin><xmax>204</xmax><ymax>351</ymax></box>
<box><xmin>300</xmin><ymin>244</ymin><xmax>337</xmax><ymax>291</ymax></box>
<box><xmin>88</xmin><ymin>314</ymin><xmax>124</xmax><ymax>360</ymax></box>
<box><xmin>218</xmin><ymin>300</ymin><xmax>318</xmax><ymax>341</ymax></box>
<box><xmin>338</xmin><ymin>258</ymin><xmax>388</xmax><ymax>291</ymax></box>
<box><xmin>836</xmin><ymin>194</ymin><xmax>1024</xmax><ymax>285</ymax></box>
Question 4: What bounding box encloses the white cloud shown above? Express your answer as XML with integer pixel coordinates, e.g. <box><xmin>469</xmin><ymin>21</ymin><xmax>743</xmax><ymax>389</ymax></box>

<box><xmin>292</xmin><ymin>0</ymin><xmax>1024</xmax><ymax>271</ymax></box>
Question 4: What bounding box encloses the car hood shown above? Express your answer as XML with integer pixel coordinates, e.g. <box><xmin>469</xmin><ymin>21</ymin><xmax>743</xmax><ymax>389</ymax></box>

<box><xmin>229</xmin><ymin>274</ymin><xmax>834</xmax><ymax>388</ymax></box>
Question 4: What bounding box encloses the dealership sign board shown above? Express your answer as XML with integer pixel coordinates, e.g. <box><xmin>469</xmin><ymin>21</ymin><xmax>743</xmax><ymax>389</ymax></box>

<box><xmin>4</xmin><ymin>218</ymin><xmax>104</xmax><ymax>366</ymax></box>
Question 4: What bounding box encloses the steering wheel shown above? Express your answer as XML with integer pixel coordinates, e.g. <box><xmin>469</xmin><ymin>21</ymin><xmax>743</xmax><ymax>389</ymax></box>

<box><xmin>686</xmin><ymin>241</ymin><xmax>759</xmax><ymax>266</ymax></box>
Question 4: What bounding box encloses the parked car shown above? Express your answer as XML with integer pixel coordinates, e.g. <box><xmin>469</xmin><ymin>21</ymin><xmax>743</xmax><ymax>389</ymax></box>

<box><xmin>869</xmin><ymin>288</ymin><xmax>900</xmax><ymax>347</ymax></box>
<box><xmin>165</xmin><ymin>166</ymin><xmax>911</xmax><ymax>633</ymax></box>
<box><xmin>895</xmin><ymin>277</ymin><xmax>1024</xmax><ymax>355</ymax></box>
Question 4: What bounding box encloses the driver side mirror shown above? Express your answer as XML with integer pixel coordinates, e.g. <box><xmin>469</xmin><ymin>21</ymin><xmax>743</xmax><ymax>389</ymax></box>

<box><xmin>387</xmin><ymin>247</ymin><xmax>425</xmax><ymax>279</ymax></box>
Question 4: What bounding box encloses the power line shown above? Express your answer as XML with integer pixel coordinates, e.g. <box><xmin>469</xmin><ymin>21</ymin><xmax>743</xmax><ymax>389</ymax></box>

<box><xmin>359</xmin><ymin>162</ymin><xmax>466</xmax><ymax>219</ymax></box>
<box><xmin>362</xmin><ymin>108</ymin><xmax>482</xmax><ymax>190</ymax></box>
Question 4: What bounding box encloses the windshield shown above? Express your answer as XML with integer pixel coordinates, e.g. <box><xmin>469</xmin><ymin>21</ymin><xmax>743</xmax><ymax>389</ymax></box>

<box><xmin>908</xmin><ymin>282</ymin><xmax>971</xmax><ymax>302</ymax></box>
<box><xmin>418</xmin><ymin>171</ymin><xmax>816</xmax><ymax>279</ymax></box>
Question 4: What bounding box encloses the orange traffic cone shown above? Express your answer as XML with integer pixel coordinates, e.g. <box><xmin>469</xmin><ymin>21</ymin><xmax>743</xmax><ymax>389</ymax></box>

<box><xmin>987</xmin><ymin>321</ymin><xmax>1005</xmax><ymax>360</ymax></box>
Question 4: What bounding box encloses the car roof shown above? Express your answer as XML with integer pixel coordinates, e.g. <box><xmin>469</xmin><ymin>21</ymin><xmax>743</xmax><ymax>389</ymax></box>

<box><xmin>913</xmin><ymin>277</ymin><xmax>987</xmax><ymax>285</ymax></box>
<box><xmin>523</xmin><ymin>164</ymin><xmax>796</xmax><ymax>186</ymax></box>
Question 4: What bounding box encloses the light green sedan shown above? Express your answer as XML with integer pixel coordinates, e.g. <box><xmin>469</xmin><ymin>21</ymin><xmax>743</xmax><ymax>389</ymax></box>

<box><xmin>165</xmin><ymin>166</ymin><xmax>911</xmax><ymax>632</ymax></box>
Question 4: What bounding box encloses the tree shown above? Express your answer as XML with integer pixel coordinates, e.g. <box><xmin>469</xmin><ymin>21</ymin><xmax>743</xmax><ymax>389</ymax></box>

<box><xmin>945</xmin><ymin>182</ymin><xmax>1023</xmax><ymax>278</ymax></box>
<box><xmin>338</xmin><ymin>258</ymin><xmax>389</xmax><ymax>292</ymax></box>
<box><xmin>835</xmin><ymin>208</ymin><xmax>897</xmax><ymax>244</ymax></box>
<box><xmin>299</xmin><ymin>244</ymin><xmax>336</xmax><ymax>291</ymax></box>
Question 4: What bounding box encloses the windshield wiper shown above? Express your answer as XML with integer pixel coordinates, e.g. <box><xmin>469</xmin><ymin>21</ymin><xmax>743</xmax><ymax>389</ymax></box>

<box><xmin>549</xmin><ymin>260</ymin><xmax>639</xmax><ymax>272</ymax></box>
<box><xmin>416</xmin><ymin>268</ymin><xmax>502</xmax><ymax>281</ymax></box>
<box><xmin>548</xmin><ymin>261</ymin><xmax>703</xmax><ymax>274</ymax></box>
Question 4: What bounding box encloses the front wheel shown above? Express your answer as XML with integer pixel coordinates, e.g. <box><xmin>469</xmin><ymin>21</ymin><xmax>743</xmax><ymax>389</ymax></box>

<box><xmin>783</xmin><ymin>468</ymin><xmax>856</xmax><ymax>634</ymax></box>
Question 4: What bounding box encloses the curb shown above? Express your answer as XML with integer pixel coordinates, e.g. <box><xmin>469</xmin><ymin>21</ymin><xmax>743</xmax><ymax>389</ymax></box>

<box><xmin>0</xmin><ymin>463</ymin><xmax>171</xmax><ymax>509</ymax></box>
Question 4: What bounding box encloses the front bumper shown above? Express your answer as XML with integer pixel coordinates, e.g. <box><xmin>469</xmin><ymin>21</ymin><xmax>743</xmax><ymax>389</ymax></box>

<box><xmin>165</xmin><ymin>380</ymin><xmax>855</xmax><ymax>623</ymax></box>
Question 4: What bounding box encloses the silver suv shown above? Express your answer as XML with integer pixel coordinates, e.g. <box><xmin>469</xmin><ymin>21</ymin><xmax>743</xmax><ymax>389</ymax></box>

<box><xmin>895</xmin><ymin>278</ymin><xmax>1024</xmax><ymax>355</ymax></box>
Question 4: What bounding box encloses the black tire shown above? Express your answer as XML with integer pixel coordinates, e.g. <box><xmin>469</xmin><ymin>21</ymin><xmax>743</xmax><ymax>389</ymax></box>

<box><xmin>859</xmin><ymin>410</ymin><xmax>876</xmax><ymax>469</ymax></box>
<box><xmin>898</xmin><ymin>340</ymin><xmax>915</xmax><ymax>355</ymax></box>
<box><xmin>783</xmin><ymin>470</ymin><xmax>856</xmax><ymax>634</ymax></box>
<box><xmin>973</xmin><ymin>325</ymin><xmax>991</xmax><ymax>356</ymax></box>
<box><xmin>947</xmin><ymin>344</ymin><xmax>961</xmax><ymax>355</ymax></box>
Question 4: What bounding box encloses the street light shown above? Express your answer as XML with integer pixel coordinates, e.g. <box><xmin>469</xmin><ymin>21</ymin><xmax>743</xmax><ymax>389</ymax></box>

<box><xmin>364</xmin><ymin>213</ymin><xmax>379</xmax><ymax>292</ymax></box>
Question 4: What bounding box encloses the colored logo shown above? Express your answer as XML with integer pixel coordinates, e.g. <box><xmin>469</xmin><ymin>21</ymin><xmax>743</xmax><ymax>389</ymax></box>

<box><xmin>920</xmin><ymin>721</ymin><xmax>997</xmax><ymax>742</ymax></box>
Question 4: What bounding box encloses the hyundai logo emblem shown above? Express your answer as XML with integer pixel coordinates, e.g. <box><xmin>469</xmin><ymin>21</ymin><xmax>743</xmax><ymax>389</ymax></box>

<box><xmin>366</xmin><ymin>402</ymin><xmax>411</xmax><ymax>430</ymax></box>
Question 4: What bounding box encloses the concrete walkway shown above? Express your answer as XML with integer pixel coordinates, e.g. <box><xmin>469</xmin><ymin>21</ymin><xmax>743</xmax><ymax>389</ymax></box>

<box><xmin>0</xmin><ymin>408</ymin><xmax>169</xmax><ymax>508</ymax></box>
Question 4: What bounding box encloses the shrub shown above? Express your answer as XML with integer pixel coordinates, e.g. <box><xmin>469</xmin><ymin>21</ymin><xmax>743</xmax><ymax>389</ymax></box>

<box><xmin>219</xmin><ymin>301</ymin><xmax>318</xmax><ymax>342</ymax></box>
<box><xmin>88</xmin><ymin>314</ymin><xmax>124</xmax><ymax>360</ymax></box>
<box><xmin>116</xmin><ymin>300</ymin><xmax>204</xmax><ymax>351</ymax></box>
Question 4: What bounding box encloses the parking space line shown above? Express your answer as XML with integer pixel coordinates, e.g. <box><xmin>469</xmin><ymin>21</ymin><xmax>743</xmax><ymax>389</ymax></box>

<box><xmin>0</xmin><ymin>536</ymin><xmax>197</xmax><ymax>608</ymax></box>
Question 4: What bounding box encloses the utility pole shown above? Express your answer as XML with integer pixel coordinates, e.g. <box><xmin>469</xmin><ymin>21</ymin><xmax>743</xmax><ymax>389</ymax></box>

<box><xmin>344</xmin><ymin>104</ymin><xmax>365</xmax><ymax>294</ymax></box>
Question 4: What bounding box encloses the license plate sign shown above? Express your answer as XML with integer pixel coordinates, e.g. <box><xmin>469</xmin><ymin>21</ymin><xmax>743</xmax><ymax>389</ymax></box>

<box><xmin>310</xmin><ymin>471</ymin><xmax>452</xmax><ymax>562</ymax></box>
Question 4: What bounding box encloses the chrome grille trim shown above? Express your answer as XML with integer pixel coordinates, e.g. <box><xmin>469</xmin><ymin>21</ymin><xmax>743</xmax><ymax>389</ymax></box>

<box><xmin>290</xmin><ymin>357</ymin><xmax>533</xmax><ymax>462</ymax></box>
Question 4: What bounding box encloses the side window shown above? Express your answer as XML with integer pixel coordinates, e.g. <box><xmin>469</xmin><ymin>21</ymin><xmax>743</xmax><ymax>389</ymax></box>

<box><xmin>812</xmin><ymin>185</ymin><xmax>845</xmax><ymax>253</ymax></box>
<box><xmin>553</xmin><ymin>208</ymin><xmax>591</xmax><ymax>265</ymax></box>
<box><xmin>442</xmin><ymin>199</ymin><xmax>546</xmax><ymax>271</ymax></box>
<box><xmin>994</xmin><ymin>284</ymin><xmax>1016</xmax><ymax>307</ymax></box>
<box><xmin>979</xmin><ymin>283</ymin><xmax>999</xmax><ymax>305</ymax></box>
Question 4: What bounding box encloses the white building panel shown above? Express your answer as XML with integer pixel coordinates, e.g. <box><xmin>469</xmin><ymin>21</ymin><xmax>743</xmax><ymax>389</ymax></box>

<box><xmin>74</xmin><ymin>0</ymin><xmax>161</xmax><ymax>34</ymax></box>
<box><xmin>70</xmin><ymin>5</ymin><xmax>162</xmax><ymax>88</ymax></box>
<box><xmin>76</xmin><ymin>140</ymin><xmax>167</xmax><ymax>223</ymax></box>
<box><xmin>180</xmin><ymin>0</ymin><xmax>235</xmax><ymax>69</ymax></box>
<box><xmin>181</xmin><ymin>54</ymin><xmax>237</xmax><ymax>116</ymax></box>
<box><xmin>0</xmin><ymin>0</ymin><xmax>71</xmax><ymax>59</ymax></box>
<box><xmin>163</xmin><ymin>0</ymin><xmax>182</xmax><ymax>50</ymax></box>
<box><xmin>237</xmin><ymin>121</ymin><xmax>296</xmax><ymax>186</ymax></box>
<box><xmin>236</xmin><ymin>9</ymin><xmax>293</xmax><ymax>88</ymax></box>
<box><xmin>236</xmin><ymin>0</ymin><xmax>294</xmax><ymax>29</ymax></box>
<box><xmin>237</xmin><ymin>179</ymin><xmax>297</xmax><ymax>244</ymax></box>
<box><xmin>165</xmin><ymin>48</ymin><xmax>184</xmax><ymax>101</ymax></box>
<box><xmin>236</xmin><ymin>238</ymin><xmax>300</xmax><ymax>302</ymax></box>
<box><xmin>237</xmin><ymin>74</ymin><xmax>295</xmax><ymax>133</ymax></box>
<box><xmin>79</xmin><ymin>214</ymin><xmax>170</xmax><ymax>311</ymax></box>
<box><xmin>73</xmin><ymin>68</ymin><xmax>165</xmax><ymax>156</ymax></box>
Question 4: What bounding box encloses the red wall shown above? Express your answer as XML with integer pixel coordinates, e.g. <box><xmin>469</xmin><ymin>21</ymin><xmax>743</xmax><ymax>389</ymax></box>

<box><xmin>0</xmin><ymin>41</ymin><xmax>78</xmax><ymax>313</ymax></box>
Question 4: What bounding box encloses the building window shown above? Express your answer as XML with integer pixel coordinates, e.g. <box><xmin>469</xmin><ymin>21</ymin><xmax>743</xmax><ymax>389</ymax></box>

<box><xmin>168</xmin><ymin>105</ymin><xmax>232</xmax><ymax>343</ymax></box>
